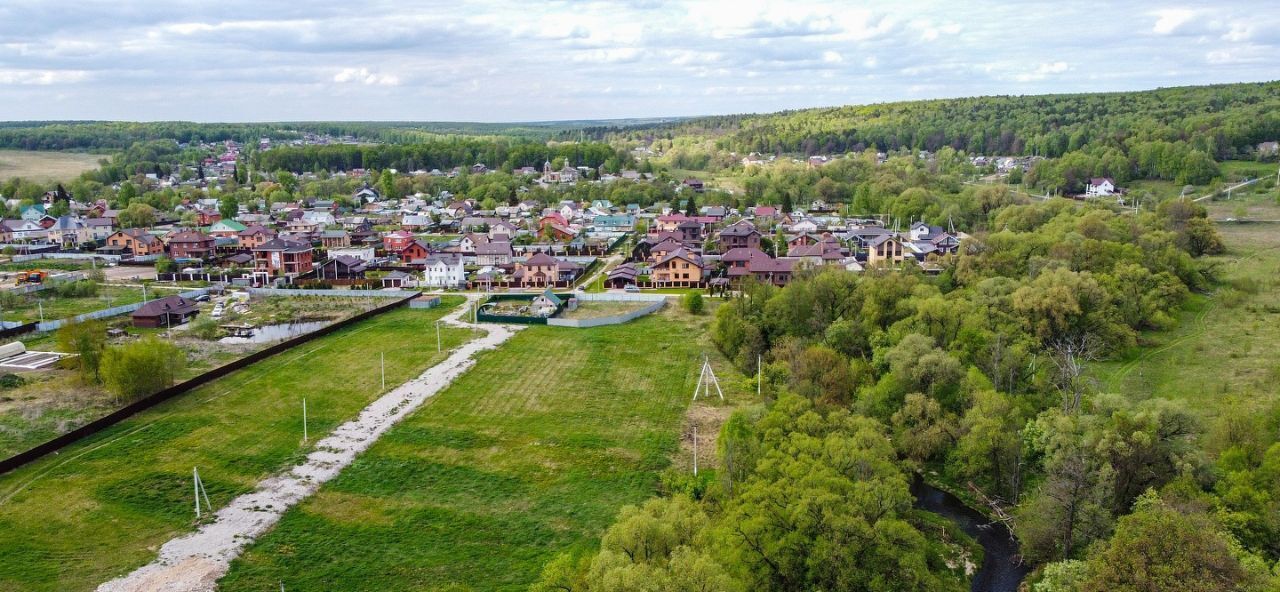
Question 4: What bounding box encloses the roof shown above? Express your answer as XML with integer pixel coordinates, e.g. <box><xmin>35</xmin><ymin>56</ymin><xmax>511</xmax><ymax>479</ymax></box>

<box><xmin>167</xmin><ymin>230</ymin><xmax>212</xmax><ymax>244</ymax></box>
<box><xmin>254</xmin><ymin>238</ymin><xmax>312</xmax><ymax>253</ymax></box>
<box><xmin>524</xmin><ymin>252</ymin><xmax>558</xmax><ymax>266</ymax></box>
<box><xmin>535</xmin><ymin>289</ymin><xmax>563</xmax><ymax>306</ymax></box>
<box><xmin>132</xmin><ymin>295</ymin><xmax>198</xmax><ymax>319</ymax></box>
<box><xmin>655</xmin><ymin>248</ymin><xmax>703</xmax><ymax>268</ymax></box>
<box><xmin>475</xmin><ymin>242</ymin><xmax>513</xmax><ymax>256</ymax></box>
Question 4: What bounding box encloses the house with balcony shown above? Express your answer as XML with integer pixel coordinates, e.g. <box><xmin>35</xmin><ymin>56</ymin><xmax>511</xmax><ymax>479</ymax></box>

<box><xmin>253</xmin><ymin>238</ymin><xmax>315</xmax><ymax>277</ymax></box>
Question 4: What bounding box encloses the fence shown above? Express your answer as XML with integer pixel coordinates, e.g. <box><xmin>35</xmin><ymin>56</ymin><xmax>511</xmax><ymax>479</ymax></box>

<box><xmin>547</xmin><ymin>293</ymin><xmax>667</xmax><ymax>328</ymax></box>
<box><xmin>248</xmin><ymin>287</ymin><xmax>417</xmax><ymax>298</ymax></box>
<box><xmin>408</xmin><ymin>295</ymin><xmax>442</xmax><ymax>309</ymax></box>
<box><xmin>31</xmin><ymin>288</ymin><xmax>210</xmax><ymax>333</ymax></box>
<box><xmin>2</xmin><ymin>272</ymin><xmax>88</xmax><ymax>296</ymax></box>
<box><xmin>158</xmin><ymin>272</ymin><xmax>238</xmax><ymax>283</ymax></box>
<box><xmin>13</xmin><ymin>252</ymin><xmax>122</xmax><ymax>263</ymax></box>
<box><xmin>0</xmin><ymin>292</ymin><xmax>417</xmax><ymax>475</ymax></box>
<box><xmin>476</xmin><ymin>293</ymin><xmax>570</xmax><ymax>325</ymax></box>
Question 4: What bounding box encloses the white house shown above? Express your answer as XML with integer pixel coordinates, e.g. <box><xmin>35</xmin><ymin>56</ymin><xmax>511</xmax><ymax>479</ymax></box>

<box><xmin>2</xmin><ymin>219</ymin><xmax>48</xmax><ymax>242</ymax></box>
<box><xmin>789</xmin><ymin>219</ymin><xmax>819</xmax><ymax>234</ymax></box>
<box><xmin>301</xmin><ymin>210</ymin><xmax>336</xmax><ymax>227</ymax></box>
<box><xmin>328</xmin><ymin>247</ymin><xmax>377</xmax><ymax>262</ymax></box>
<box><xmin>1085</xmin><ymin>177</ymin><xmax>1117</xmax><ymax>197</ymax></box>
<box><xmin>421</xmin><ymin>253</ymin><xmax>466</xmax><ymax>288</ymax></box>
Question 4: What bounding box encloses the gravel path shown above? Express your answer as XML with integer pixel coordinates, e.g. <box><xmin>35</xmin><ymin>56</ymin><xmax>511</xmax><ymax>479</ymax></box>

<box><xmin>98</xmin><ymin>297</ymin><xmax>519</xmax><ymax>592</ymax></box>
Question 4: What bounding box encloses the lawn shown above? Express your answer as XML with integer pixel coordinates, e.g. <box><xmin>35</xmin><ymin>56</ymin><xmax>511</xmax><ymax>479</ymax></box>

<box><xmin>0</xmin><ymin>284</ymin><xmax>146</xmax><ymax>325</ymax></box>
<box><xmin>0</xmin><ymin>298</ymin><xmax>476</xmax><ymax>592</ymax></box>
<box><xmin>0</xmin><ymin>150</ymin><xmax>104</xmax><ymax>183</ymax></box>
<box><xmin>558</xmin><ymin>300</ymin><xmax>652</xmax><ymax>320</ymax></box>
<box><xmin>218</xmin><ymin>306</ymin><xmax>744</xmax><ymax>592</ymax></box>
<box><xmin>1091</xmin><ymin>208</ymin><xmax>1280</xmax><ymax>418</ymax></box>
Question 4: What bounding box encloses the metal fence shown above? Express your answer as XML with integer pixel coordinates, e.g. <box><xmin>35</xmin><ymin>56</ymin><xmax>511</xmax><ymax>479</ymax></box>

<box><xmin>408</xmin><ymin>296</ymin><xmax>442</xmax><ymax>309</ymax></box>
<box><xmin>546</xmin><ymin>292</ymin><xmax>667</xmax><ymax>328</ymax></box>
<box><xmin>547</xmin><ymin>299</ymin><xmax>665</xmax><ymax>328</ymax></box>
<box><xmin>248</xmin><ymin>287</ymin><xmax>417</xmax><ymax>298</ymax></box>
<box><xmin>0</xmin><ymin>292</ymin><xmax>417</xmax><ymax>475</ymax></box>
<box><xmin>32</xmin><ymin>288</ymin><xmax>210</xmax><ymax>333</ymax></box>
<box><xmin>2</xmin><ymin>272</ymin><xmax>88</xmax><ymax>296</ymax></box>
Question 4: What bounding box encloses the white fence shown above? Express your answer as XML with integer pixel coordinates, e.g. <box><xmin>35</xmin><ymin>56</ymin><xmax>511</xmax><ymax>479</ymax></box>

<box><xmin>547</xmin><ymin>292</ymin><xmax>667</xmax><ymax>328</ymax></box>
<box><xmin>248</xmin><ymin>287</ymin><xmax>416</xmax><ymax>298</ymax></box>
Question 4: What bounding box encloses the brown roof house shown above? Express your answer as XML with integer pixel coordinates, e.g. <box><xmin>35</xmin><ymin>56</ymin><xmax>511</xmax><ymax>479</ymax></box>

<box><xmin>131</xmin><ymin>295</ymin><xmax>200</xmax><ymax>328</ymax></box>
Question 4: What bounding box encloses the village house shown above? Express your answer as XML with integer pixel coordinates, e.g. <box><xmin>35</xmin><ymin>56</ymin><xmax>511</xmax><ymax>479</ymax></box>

<box><xmin>718</xmin><ymin>220</ymin><xmax>762</xmax><ymax>251</ymax></box>
<box><xmin>47</xmin><ymin>216</ymin><xmax>91</xmax><ymax>248</ymax></box>
<box><xmin>238</xmin><ymin>225</ymin><xmax>277</xmax><ymax>249</ymax></box>
<box><xmin>207</xmin><ymin>219</ymin><xmax>247</xmax><ymax>239</ymax></box>
<box><xmin>650</xmin><ymin>248</ymin><xmax>704</xmax><ymax>287</ymax></box>
<box><xmin>475</xmin><ymin>241</ymin><xmax>514</xmax><ymax>266</ymax></box>
<box><xmin>131</xmin><ymin>295</ymin><xmax>199</xmax><ymax>328</ymax></box>
<box><xmin>1085</xmin><ymin>177</ymin><xmax>1117</xmax><ymax>197</ymax></box>
<box><xmin>513</xmin><ymin>252</ymin><xmax>561</xmax><ymax>287</ymax></box>
<box><xmin>253</xmin><ymin>238</ymin><xmax>315</xmax><ymax>277</ymax></box>
<box><xmin>421</xmin><ymin>253</ymin><xmax>466</xmax><ymax>288</ymax></box>
<box><xmin>104</xmin><ymin>228</ymin><xmax>164</xmax><ymax>257</ymax></box>
<box><xmin>2</xmin><ymin>219</ymin><xmax>48</xmax><ymax>242</ymax></box>
<box><xmin>865</xmin><ymin>235</ymin><xmax>906</xmax><ymax>267</ymax></box>
<box><xmin>85</xmin><ymin>218</ymin><xmax>115</xmax><ymax>242</ymax></box>
<box><xmin>316</xmin><ymin>255</ymin><xmax>367</xmax><ymax>280</ymax></box>
<box><xmin>383</xmin><ymin>230</ymin><xmax>415</xmax><ymax>253</ymax></box>
<box><xmin>399</xmin><ymin>239</ymin><xmax>433</xmax><ymax>264</ymax></box>
<box><xmin>166</xmin><ymin>230</ymin><xmax>216</xmax><ymax>260</ymax></box>
<box><xmin>319</xmin><ymin>229</ymin><xmax>350</xmax><ymax>249</ymax></box>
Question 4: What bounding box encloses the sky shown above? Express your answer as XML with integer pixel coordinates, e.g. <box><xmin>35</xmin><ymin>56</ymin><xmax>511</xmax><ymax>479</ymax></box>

<box><xmin>1</xmin><ymin>0</ymin><xmax>1277</xmax><ymax>122</ymax></box>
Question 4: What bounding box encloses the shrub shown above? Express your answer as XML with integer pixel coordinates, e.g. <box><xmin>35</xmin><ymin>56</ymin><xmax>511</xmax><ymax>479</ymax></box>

<box><xmin>682</xmin><ymin>292</ymin><xmax>705</xmax><ymax>315</ymax></box>
<box><xmin>100</xmin><ymin>337</ymin><xmax>185</xmax><ymax>402</ymax></box>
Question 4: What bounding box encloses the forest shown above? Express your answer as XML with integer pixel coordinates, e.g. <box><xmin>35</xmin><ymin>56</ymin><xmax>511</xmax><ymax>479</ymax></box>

<box><xmin>251</xmin><ymin>140</ymin><xmax>631</xmax><ymax>175</ymax></box>
<box><xmin>534</xmin><ymin>193</ymin><xmax>1279</xmax><ymax>591</ymax></box>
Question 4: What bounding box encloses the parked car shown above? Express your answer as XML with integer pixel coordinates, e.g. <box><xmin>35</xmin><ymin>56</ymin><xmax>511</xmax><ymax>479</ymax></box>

<box><xmin>624</xmin><ymin>284</ymin><xmax>640</xmax><ymax>293</ymax></box>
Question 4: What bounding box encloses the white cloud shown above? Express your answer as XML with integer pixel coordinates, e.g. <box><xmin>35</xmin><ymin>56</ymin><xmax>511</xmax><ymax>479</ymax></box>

<box><xmin>333</xmin><ymin>68</ymin><xmax>400</xmax><ymax>86</ymax></box>
<box><xmin>0</xmin><ymin>0</ymin><xmax>1277</xmax><ymax>121</ymax></box>
<box><xmin>1152</xmin><ymin>9</ymin><xmax>1197</xmax><ymax>35</ymax></box>
<box><xmin>0</xmin><ymin>69</ymin><xmax>88</xmax><ymax>85</ymax></box>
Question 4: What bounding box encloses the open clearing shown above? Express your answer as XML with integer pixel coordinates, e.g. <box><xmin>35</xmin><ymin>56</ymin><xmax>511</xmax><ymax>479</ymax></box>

<box><xmin>0</xmin><ymin>150</ymin><xmax>104</xmax><ymax>183</ymax></box>
<box><xmin>217</xmin><ymin>306</ymin><xmax>743</xmax><ymax>592</ymax></box>
<box><xmin>557</xmin><ymin>300</ymin><xmax>652</xmax><ymax>320</ymax></box>
<box><xmin>1093</xmin><ymin>192</ymin><xmax>1280</xmax><ymax>417</ymax></box>
<box><xmin>0</xmin><ymin>298</ymin><xmax>475</xmax><ymax>592</ymax></box>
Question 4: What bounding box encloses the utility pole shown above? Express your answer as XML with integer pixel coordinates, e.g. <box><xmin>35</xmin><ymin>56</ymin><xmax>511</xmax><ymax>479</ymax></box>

<box><xmin>757</xmin><ymin>354</ymin><xmax>761</xmax><ymax>397</ymax></box>
<box><xmin>692</xmin><ymin>425</ymin><xmax>698</xmax><ymax>476</ymax></box>
<box><xmin>436</xmin><ymin>320</ymin><xmax>442</xmax><ymax>352</ymax></box>
<box><xmin>381</xmin><ymin>351</ymin><xmax>386</xmax><ymax>391</ymax></box>
<box><xmin>37</xmin><ymin>300</ymin><xmax>43</xmax><ymax>323</ymax></box>
<box><xmin>302</xmin><ymin>398</ymin><xmax>308</xmax><ymax>443</ymax></box>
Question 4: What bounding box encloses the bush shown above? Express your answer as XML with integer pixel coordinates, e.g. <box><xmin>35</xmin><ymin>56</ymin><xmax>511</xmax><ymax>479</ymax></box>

<box><xmin>0</xmin><ymin>373</ymin><xmax>25</xmax><ymax>389</ymax></box>
<box><xmin>682</xmin><ymin>292</ymin><xmax>705</xmax><ymax>315</ymax></box>
<box><xmin>54</xmin><ymin>279</ymin><xmax>99</xmax><ymax>298</ymax></box>
<box><xmin>56</xmin><ymin>319</ymin><xmax>106</xmax><ymax>383</ymax></box>
<box><xmin>187</xmin><ymin>316</ymin><xmax>223</xmax><ymax>340</ymax></box>
<box><xmin>100</xmin><ymin>337</ymin><xmax>185</xmax><ymax>401</ymax></box>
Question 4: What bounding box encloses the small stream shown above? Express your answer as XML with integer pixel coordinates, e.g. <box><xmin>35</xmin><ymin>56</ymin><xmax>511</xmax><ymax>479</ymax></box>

<box><xmin>912</xmin><ymin>478</ymin><xmax>1030</xmax><ymax>592</ymax></box>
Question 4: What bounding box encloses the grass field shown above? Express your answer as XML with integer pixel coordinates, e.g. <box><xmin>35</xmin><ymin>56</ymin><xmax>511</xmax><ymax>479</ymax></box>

<box><xmin>0</xmin><ymin>150</ymin><xmax>104</xmax><ymax>183</ymax></box>
<box><xmin>1092</xmin><ymin>198</ymin><xmax>1280</xmax><ymax>417</ymax></box>
<box><xmin>0</xmin><ymin>284</ymin><xmax>146</xmax><ymax>325</ymax></box>
<box><xmin>0</xmin><ymin>298</ymin><xmax>476</xmax><ymax>592</ymax></box>
<box><xmin>218</xmin><ymin>306</ymin><xmax>743</xmax><ymax>592</ymax></box>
